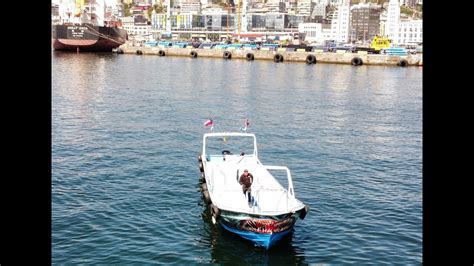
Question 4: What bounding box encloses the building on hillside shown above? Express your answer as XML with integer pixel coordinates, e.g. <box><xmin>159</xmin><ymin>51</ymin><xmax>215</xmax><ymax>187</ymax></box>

<box><xmin>180</xmin><ymin>2</ymin><xmax>201</xmax><ymax>13</ymax></box>
<box><xmin>397</xmin><ymin>19</ymin><xmax>422</xmax><ymax>44</ymax></box>
<box><xmin>296</xmin><ymin>0</ymin><xmax>313</xmax><ymax>16</ymax></box>
<box><xmin>350</xmin><ymin>2</ymin><xmax>382</xmax><ymax>42</ymax></box>
<box><xmin>385</xmin><ymin>0</ymin><xmax>422</xmax><ymax>45</ymax></box>
<box><xmin>330</xmin><ymin>0</ymin><xmax>350</xmax><ymax>43</ymax></box>
<box><xmin>298</xmin><ymin>22</ymin><xmax>333</xmax><ymax>43</ymax></box>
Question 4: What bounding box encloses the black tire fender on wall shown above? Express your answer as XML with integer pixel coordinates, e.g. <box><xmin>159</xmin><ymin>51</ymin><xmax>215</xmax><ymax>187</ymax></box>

<box><xmin>223</xmin><ymin>51</ymin><xmax>232</xmax><ymax>59</ymax></box>
<box><xmin>351</xmin><ymin>57</ymin><xmax>363</xmax><ymax>66</ymax></box>
<box><xmin>398</xmin><ymin>59</ymin><xmax>408</xmax><ymax>67</ymax></box>
<box><xmin>274</xmin><ymin>53</ymin><xmax>284</xmax><ymax>63</ymax></box>
<box><xmin>306</xmin><ymin>54</ymin><xmax>316</xmax><ymax>64</ymax></box>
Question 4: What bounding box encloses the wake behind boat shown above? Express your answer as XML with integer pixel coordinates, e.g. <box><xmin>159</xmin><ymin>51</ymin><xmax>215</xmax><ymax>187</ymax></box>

<box><xmin>198</xmin><ymin>132</ymin><xmax>309</xmax><ymax>249</ymax></box>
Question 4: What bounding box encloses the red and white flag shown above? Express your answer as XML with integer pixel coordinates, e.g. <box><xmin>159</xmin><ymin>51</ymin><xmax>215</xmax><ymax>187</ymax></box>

<box><xmin>204</xmin><ymin>119</ymin><xmax>214</xmax><ymax>130</ymax></box>
<box><xmin>241</xmin><ymin>118</ymin><xmax>250</xmax><ymax>131</ymax></box>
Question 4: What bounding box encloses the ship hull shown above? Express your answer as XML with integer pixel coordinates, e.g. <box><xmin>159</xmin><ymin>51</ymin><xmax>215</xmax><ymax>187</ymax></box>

<box><xmin>52</xmin><ymin>24</ymin><xmax>128</xmax><ymax>52</ymax></box>
<box><xmin>216</xmin><ymin>208</ymin><xmax>302</xmax><ymax>249</ymax></box>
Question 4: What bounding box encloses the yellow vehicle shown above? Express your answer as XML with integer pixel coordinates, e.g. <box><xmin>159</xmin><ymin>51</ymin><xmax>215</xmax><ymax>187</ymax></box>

<box><xmin>370</xmin><ymin>35</ymin><xmax>391</xmax><ymax>51</ymax></box>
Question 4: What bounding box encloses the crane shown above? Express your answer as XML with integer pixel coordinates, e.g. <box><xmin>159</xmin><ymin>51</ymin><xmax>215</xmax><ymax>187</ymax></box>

<box><xmin>226</xmin><ymin>3</ymin><xmax>231</xmax><ymax>40</ymax></box>
<box><xmin>236</xmin><ymin>0</ymin><xmax>242</xmax><ymax>37</ymax></box>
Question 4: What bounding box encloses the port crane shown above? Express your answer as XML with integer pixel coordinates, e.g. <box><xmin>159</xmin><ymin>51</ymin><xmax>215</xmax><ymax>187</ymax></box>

<box><xmin>235</xmin><ymin>0</ymin><xmax>246</xmax><ymax>40</ymax></box>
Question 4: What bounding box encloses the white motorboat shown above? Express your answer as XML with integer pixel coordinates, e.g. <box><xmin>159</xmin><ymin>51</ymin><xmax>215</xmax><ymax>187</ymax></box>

<box><xmin>198</xmin><ymin>132</ymin><xmax>309</xmax><ymax>249</ymax></box>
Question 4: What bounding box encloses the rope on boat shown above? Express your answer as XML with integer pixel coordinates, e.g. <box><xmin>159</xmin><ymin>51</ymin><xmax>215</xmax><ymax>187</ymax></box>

<box><xmin>83</xmin><ymin>24</ymin><xmax>125</xmax><ymax>45</ymax></box>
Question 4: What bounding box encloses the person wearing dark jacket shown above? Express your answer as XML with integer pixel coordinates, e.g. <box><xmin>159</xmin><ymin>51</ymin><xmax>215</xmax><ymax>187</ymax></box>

<box><xmin>239</xmin><ymin>169</ymin><xmax>253</xmax><ymax>203</ymax></box>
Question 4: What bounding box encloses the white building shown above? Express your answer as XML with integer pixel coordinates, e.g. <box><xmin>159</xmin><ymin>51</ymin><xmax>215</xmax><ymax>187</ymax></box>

<box><xmin>379</xmin><ymin>11</ymin><xmax>387</xmax><ymax>36</ymax></box>
<box><xmin>152</xmin><ymin>13</ymin><xmax>194</xmax><ymax>30</ymax></box>
<box><xmin>397</xmin><ymin>19</ymin><xmax>422</xmax><ymax>45</ymax></box>
<box><xmin>181</xmin><ymin>3</ymin><xmax>201</xmax><ymax>13</ymax></box>
<box><xmin>385</xmin><ymin>0</ymin><xmax>423</xmax><ymax>45</ymax></box>
<box><xmin>330</xmin><ymin>0</ymin><xmax>350</xmax><ymax>43</ymax></box>
<box><xmin>121</xmin><ymin>16</ymin><xmax>152</xmax><ymax>36</ymax></box>
<box><xmin>385</xmin><ymin>0</ymin><xmax>400</xmax><ymax>42</ymax></box>
<box><xmin>299</xmin><ymin>23</ymin><xmax>322</xmax><ymax>43</ymax></box>
<box><xmin>201</xmin><ymin>7</ymin><xmax>227</xmax><ymax>15</ymax></box>
<box><xmin>296</xmin><ymin>0</ymin><xmax>312</xmax><ymax>16</ymax></box>
<box><xmin>299</xmin><ymin>22</ymin><xmax>332</xmax><ymax>43</ymax></box>
<box><xmin>311</xmin><ymin>4</ymin><xmax>327</xmax><ymax>19</ymax></box>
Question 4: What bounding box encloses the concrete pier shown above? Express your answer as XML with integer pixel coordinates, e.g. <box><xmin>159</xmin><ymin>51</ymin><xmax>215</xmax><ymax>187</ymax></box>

<box><xmin>119</xmin><ymin>45</ymin><xmax>423</xmax><ymax>67</ymax></box>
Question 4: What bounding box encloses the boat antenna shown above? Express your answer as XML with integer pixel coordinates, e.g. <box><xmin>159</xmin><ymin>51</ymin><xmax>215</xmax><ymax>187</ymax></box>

<box><xmin>240</xmin><ymin>118</ymin><xmax>250</xmax><ymax>132</ymax></box>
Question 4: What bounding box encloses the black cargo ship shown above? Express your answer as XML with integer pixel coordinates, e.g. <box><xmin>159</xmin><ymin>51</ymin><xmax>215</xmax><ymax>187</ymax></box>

<box><xmin>52</xmin><ymin>23</ymin><xmax>128</xmax><ymax>52</ymax></box>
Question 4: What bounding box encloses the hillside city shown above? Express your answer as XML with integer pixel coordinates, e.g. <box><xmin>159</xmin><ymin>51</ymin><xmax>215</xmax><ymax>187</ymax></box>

<box><xmin>52</xmin><ymin>0</ymin><xmax>422</xmax><ymax>47</ymax></box>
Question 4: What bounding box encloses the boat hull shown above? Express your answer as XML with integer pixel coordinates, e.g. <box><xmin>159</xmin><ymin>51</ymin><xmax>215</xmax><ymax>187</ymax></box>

<box><xmin>220</xmin><ymin>222</ymin><xmax>293</xmax><ymax>249</ymax></box>
<box><xmin>52</xmin><ymin>24</ymin><xmax>128</xmax><ymax>52</ymax></box>
<box><xmin>217</xmin><ymin>209</ymin><xmax>302</xmax><ymax>249</ymax></box>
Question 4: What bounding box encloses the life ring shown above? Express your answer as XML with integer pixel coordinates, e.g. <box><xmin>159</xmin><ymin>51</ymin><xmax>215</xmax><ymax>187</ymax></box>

<box><xmin>210</xmin><ymin>204</ymin><xmax>220</xmax><ymax>224</ymax></box>
<box><xmin>136</xmin><ymin>50</ymin><xmax>143</xmax><ymax>55</ymax></box>
<box><xmin>190</xmin><ymin>51</ymin><xmax>198</xmax><ymax>58</ymax></box>
<box><xmin>306</xmin><ymin>54</ymin><xmax>316</xmax><ymax>64</ymax></box>
<box><xmin>246</xmin><ymin>53</ymin><xmax>254</xmax><ymax>61</ymax></box>
<box><xmin>398</xmin><ymin>59</ymin><xmax>408</xmax><ymax>67</ymax></box>
<box><xmin>223</xmin><ymin>51</ymin><xmax>232</xmax><ymax>59</ymax></box>
<box><xmin>274</xmin><ymin>53</ymin><xmax>284</xmax><ymax>63</ymax></box>
<box><xmin>158</xmin><ymin>50</ymin><xmax>165</xmax><ymax>56</ymax></box>
<box><xmin>351</xmin><ymin>57</ymin><xmax>363</xmax><ymax>66</ymax></box>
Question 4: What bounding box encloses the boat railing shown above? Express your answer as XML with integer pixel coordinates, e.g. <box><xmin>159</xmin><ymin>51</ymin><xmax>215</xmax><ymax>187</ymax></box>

<box><xmin>263</xmin><ymin>166</ymin><xmax>295</xmax><ymax>199</ymax></box>
<box><xmin>202</xmin><ymin>132</ymin><xmax>258</xmax><ymax>159</ymax></box>
<box><xmin>253</xmin><ymin>187</ymin><xmax>289</xmax><ymax>213</ymax></box>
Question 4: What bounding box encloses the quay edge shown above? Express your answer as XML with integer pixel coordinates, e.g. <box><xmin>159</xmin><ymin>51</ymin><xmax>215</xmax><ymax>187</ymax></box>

<box><xmin>119</xmin><ymin>45</ymin><xmax>423</xmax><ymax>67</ymax></box>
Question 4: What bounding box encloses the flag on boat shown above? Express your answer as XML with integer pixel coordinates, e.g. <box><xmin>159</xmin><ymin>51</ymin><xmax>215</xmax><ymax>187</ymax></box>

<box><xmin>204</xmin><ymin>119</ymin><xmax>214</xmax><ymax>130</ymax></box>
<box><xmin>241</xmin><ymin>118</ymin><xmax>250</xmax><ymax>131</ymax></box>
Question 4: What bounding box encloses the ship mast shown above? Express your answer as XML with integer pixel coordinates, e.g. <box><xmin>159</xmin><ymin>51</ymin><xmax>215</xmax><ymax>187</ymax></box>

<box><xmin>74</xmin><ymin>0</ymin><xmax>84</xmax><ymax>24</ymax></box>
<box><xmin>236</xmin><ymin>0</ymin><xmax>247</xmax><ymax>40</ymax></box>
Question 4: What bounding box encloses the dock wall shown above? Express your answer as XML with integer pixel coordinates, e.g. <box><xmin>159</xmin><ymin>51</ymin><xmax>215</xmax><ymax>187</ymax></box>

<box><xmin>119</xmin><ymin>45</ymin><xmax>423</xmax><ymax>67</ymax></box>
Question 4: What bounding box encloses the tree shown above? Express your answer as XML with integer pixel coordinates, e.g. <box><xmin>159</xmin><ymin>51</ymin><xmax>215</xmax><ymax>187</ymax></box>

<box><xmin>400</xmin><ymin>5</ymin><xmax>414</xmax><ymax>16</ymax></box>
<box><xmin>124</xmin><ymin>3</ymin><xmax>132</xmax><ymax>17</ymax></box>
<box><xmin>156</xmin><ymin>4</ymin><xmax>165</xmax><ymax>13</ymax></box>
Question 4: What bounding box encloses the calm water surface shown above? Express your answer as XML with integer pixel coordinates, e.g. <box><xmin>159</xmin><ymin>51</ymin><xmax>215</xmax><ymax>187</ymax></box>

<box><xmin>52</xmin><ymin>52</ymin><xmax>422</xmax><ymax>264</ymax></box>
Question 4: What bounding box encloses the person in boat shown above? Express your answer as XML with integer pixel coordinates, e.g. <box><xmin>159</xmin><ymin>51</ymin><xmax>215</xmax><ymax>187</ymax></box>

<box><xmin>239</xmin><ymin>169</ymin><xmax>253</xmax><ymax>203</ymax></box>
